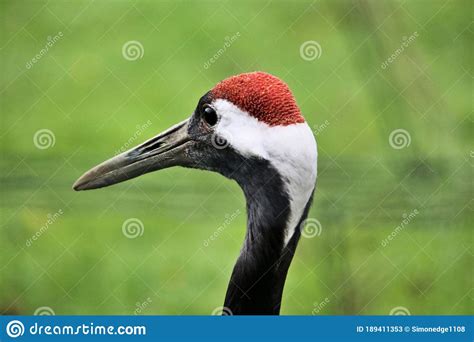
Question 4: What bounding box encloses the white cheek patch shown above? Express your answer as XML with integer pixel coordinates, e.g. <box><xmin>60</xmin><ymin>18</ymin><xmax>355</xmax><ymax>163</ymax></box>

<box><xmin>213</xmin><ymin>99</ymin><xmax>318</xmax><ymax>245</ymax></box>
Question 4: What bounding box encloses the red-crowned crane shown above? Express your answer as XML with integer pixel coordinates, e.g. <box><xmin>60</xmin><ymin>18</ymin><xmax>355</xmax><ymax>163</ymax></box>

<box><xmin>73</xmin><ymin>72</ymin><xmax>318</xmax><ymax>315</ymax></box>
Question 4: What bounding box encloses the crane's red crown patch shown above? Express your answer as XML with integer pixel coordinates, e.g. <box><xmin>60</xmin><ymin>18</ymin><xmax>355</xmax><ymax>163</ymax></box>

<box><xmin>211</xmin><ymin>72</ymin><xmax>304</xmax><ymax>126</ymax></box>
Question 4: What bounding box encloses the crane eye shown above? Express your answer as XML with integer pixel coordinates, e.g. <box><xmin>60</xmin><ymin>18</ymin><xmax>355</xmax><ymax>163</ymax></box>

<box><xmin>202</xmin><ymin>105</ymin><xmax>218</xmax><ymax>126</ymax></box>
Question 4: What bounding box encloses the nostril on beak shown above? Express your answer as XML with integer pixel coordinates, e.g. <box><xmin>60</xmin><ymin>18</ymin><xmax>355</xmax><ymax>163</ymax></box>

<box><xmin>137</xmin><ymin>141</ymin><xmax>167</xmax><ymax>154</ymax></box>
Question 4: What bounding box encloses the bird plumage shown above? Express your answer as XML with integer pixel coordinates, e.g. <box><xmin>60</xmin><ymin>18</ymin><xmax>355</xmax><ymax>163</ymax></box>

<box><xmin>211</xmin><ymin>72</ymin><xmax>305</xmax><ymax>126</ymax></box>
<box><xmin>73</xmin><ymin>71</ymin><xmax>318</xmax><ymax>315</ymax></box>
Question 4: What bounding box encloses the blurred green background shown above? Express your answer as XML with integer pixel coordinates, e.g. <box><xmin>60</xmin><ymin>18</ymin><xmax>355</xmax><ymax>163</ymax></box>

<box><xmin>0</xmin><ymin>0</ymin><xmax>472</xmax><ymax>315</ymax></box>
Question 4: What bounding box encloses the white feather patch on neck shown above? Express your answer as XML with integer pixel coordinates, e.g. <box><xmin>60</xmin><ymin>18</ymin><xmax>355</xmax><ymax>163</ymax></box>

<box><xmin>213</xmin><ymin>99</ymin><xmax>318</xmax><ymax>245</ymax></box>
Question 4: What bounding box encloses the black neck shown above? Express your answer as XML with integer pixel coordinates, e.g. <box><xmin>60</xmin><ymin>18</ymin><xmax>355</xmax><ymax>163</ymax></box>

<box><xmin>223</xmin><ymin>160</ymin><xmax>313</xmax><ymax>315</ymax></box>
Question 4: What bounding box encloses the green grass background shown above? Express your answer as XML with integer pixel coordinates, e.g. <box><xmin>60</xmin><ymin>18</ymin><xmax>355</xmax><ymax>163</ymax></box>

<box><xmin>0</xmin><ymin>0</ymin><xmax>472</xmax><ymax>315</ymax></box>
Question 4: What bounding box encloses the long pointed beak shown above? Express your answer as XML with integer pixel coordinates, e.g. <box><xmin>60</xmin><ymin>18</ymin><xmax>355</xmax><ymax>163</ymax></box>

<box><xmin>73</xmin><ymin>119</ymin><xmax>192</xmax><ymax>191</ymax></box>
